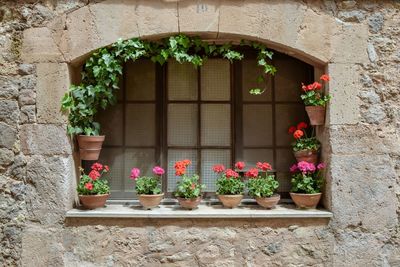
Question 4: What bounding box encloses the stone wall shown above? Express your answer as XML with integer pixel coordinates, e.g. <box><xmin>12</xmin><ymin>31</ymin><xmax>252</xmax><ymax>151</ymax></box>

<box><xmin>0</xmin><ymin>0</ymin><xmax>399</xmax><ymax>266</ymax></box>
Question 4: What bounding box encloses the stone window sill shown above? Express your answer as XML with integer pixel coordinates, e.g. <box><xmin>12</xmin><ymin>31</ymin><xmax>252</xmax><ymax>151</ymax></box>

<box><xmin>66</xmin><ymin>201</ymin><xmax>332</xmax><ymax>219</ymax></box>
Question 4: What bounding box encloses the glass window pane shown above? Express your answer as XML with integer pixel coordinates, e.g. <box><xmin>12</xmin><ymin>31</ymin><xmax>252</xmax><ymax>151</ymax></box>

<box><xmin>275</xmin><ymin>56</ymin><xmax>310</xmax><ymax>102</ymax></box>
<box><xmin>125</xmin><ymin>59</ymin><xmax>155</xmax><ymax>101</ymax></box>
<box><xmin>276</xmin><ymin>148</ymin><xmax>295</xmax><ymax>172</ymax></box>
<box><xmin>168</xmin><ymin>104</ymin><xmax>198</xmax><ymax>146</ymax></box>
<box><xmin>276</xmin><ymin>172</ymin><xmax>291</xmax><ymax>193</ymax></box>
<box><xmin>243</xmin><ymin>104</ymin><xmax>273</xmax><ymax>147</ymax></box>
<box><xmin>98</xmin><ymin>148</ymin><xmax>124</xmax><ymax>192</ymax></box>
<box><xmin>96</xmin><ymin>104</ymin><xmax>123</xmax><ymax>146</ymax></box>
<box><xmin>201</xmin><ymin>104</ymin><xmax>231</xmax><ymax>146</ymax></box>
<box><xmin>275</xmin><ymin>104</ymin><xmax>308</xmax><ymax>146</ymax></box>
<box><xmin>201</xmin><ymin>59</ymin><xmax>230</xmax><ymax>101</ymax></box>
<box><xmin>167</xmin><ymin>149</ymin><xmax>198</xmax><ymax>192</ymax></box>
<box><xmin>242</xmin><ymin>59</ymin><xmax>272</xmax><ymax>102</ymax></box>
<box><xmin>242</xmin><ymin>149</ymin><xmax>274</xmax><ymax>169</ymax></box>
<box><xmin>125</xmin><ymin>104</ymin><xmax>155</xmax><ymax>146</ymax></box>
<box><xmin>168</xmin><ymin>61</ymin><xmax>198</xmax><ymax>100</ymax></box>
<box><xmin>124</xmin><ymin>148</ymin><xmax>156</xmax><ymax>195</ymax></box>
<box><xmin>201</xmin><ymin>149</ymin><xmax>231</xmax><ymax>192</ymax></box>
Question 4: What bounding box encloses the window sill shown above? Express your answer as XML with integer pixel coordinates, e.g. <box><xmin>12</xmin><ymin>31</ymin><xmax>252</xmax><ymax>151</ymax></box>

<box><xmin>66</xmin><ymin>202</ymin><xmax>332</xmax><ymax>219</ymax></box>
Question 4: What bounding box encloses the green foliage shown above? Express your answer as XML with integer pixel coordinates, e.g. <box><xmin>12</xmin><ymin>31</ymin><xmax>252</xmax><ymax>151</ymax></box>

<box><xmin>216</xmin><ymin>174</ymin><xmax>245</xmax><ymax>195</ymax></box>
<box><xmin>77</xmin><ymin>174</ymin><xmax>110</xmax><ymax>195</ymax></box>
<box><xmin>61</xmin><ymin>34</ymin><xmax>277</xmax><ymax>135</ymax></box>
<box><xmin>247</xmin><ymin>175</ymin><xmax>279</xmax><ymax>198</ymax></box>
<box><xmin>291</xmin><ymin>172</ymin><xmax>322</xmax><ymax>194</ymax></box>
<box><xmin>174</xmin><ymin>174</ymin><xmax>205</xmax><ymax>199</ymax></box>
<box><xmin>135</xmin><ymin>176</ymin><xmax>162</xmax><ymax>195</ymax></box>
<box><xmin>292</xmin><ymin>137</ymin><xmax>321</xmax><ymax>152</ymax></box>
<box><xmin>301</xmin><ymin>90</ymin><xmax>331</xmax><ymax>106</ymax></box>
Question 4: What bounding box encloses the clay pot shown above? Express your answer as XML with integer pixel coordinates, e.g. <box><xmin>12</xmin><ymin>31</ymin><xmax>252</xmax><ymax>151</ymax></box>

<box><xmin>77</xmin><ymin>135</ymin><xmax>105</xmax><ymax>160</ymax></box>
<box><xmin>255</xmin><ymin>194</ymin><xmax>280</xmax><ymax>209</ymax></box>
<box><xmin>79</xmin><ymin>194</ymin><xmax>109</xmax><ymax>209</ymax></box>
<box><xmin>177</xmin><ymin>197</ymin><xmax>201</xmax><ymax>210</ymax></box>
<box><xmin>290</xmin><ymin>192</ymin><xmax>322</xmax><ymax>209</ymax></box>
<box><xmin>138</xmin><ymin>193</ymin><xmax>164</xmax><ymax>210</ymax></box>
<box><xmin>217</xmin><ymin>194</ymin><xmax>243</xmax><ymax>208</ymax></box>
<box><xmin>293</xmin><ymin>149</ymin><xmax>318</xmax><ymax>164</ymax></box>
<box><xmin>305</xmin><ymin>106</ymin><xmax>326</xmax><ymax>125</ymax></box>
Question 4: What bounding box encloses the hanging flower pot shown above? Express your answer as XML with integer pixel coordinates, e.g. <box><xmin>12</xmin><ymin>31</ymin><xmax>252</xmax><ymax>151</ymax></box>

<box><xmin>305</xmin><ymin>106</ymin><xmax>326</xmax><ymax>126</ymax></box>
<box><xmin>293</xmin><ymin>149</ymin><xmax>318</xmax><ymax>164</ymax></box>
<box><xmin>290</xmin><ymin>192</ymin><xmax>322</xmax><ymax>209</ymax></box>
<box><xmin>77</xmin><ymin>135</ymin><xmax>105</xmax><ymax>160</ymax></box>
<box><xmin>255</xmin><ymin>194</ymin><xmax>280</xmax><ymax>209</ymax></box>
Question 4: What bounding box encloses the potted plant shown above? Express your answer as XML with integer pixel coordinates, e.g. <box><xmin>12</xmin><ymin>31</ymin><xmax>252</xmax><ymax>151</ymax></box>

<box><xmin>129</xmin><ymin>166</ymin><xmax>165</xmax><ymax>209</ymax></box>
<box><xmin>61</xmin><ymin>84</ymin><xmax>107</xmax><ymax>160</ymax></box>
<box><xmin>213</xmin><ymin>163</ymin><xmax>244</xmax><ymax>208</ymax></box>
<box><xmin>301</xmin><ymin>74</ymin><xmax>331</xmax><ymax>125</ymax></box>
<box><xmin>288</xmin><ymin>122</ymin><xmax>321</xmax><ymax>164</ymax></box>
<box><xmin>289</xmin><ymin>161</ymin><xmax>325</xmax><ymax>209</ymax></box>
<box><xmin>174</xmin><ymin>160</ymin><xmax>205</xmax><ymax>210</ymax></box>
<box><xmin>246</xmin><ymin>162</ymin><xmax>280</xmax><ymax>209</ymax></box>
<box><xmin>77</xmin><ymin>162</ymin><xmax>110</xmax><ymax>209</ymax></box>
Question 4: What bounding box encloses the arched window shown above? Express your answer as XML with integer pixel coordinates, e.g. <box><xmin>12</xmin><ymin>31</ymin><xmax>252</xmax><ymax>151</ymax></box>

<box><xmin>95</xmin><ymin>48</ymin><xmax>313</xmax><ymax>199</ymax></box>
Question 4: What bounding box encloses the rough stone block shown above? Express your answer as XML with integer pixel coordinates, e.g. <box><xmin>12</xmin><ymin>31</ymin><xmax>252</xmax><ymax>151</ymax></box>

<box><xmin>36</xmin><ymin>63</ymin><xmax>69</xmax><ymax>124</ymax></box>
<box><xmin>20</xmin><ymin>105</ymin><xmax>36</xmax><ymax>124</ymax></box>
<box><xmin>331</xmin><ymin>22</ymin><xmax>369</xmax><ymax>64</ymax></box>
<box><xmin>178</xmin><ymin>0</ymin><xmax>219</xmax><ymax>38</ymax></box>
<box><xmin>0</xmin><ymin>77</ymin><xmax>19</xmax><ymax>99</ymax></box>
<box><xmin>20</xmin><ymin>124</ymin><xmax>71</xmax><ymax>155</ymax></box>
<box><xmin>18</xmin><ymin>89</ymin><xmax>36</xmax><ymax>106</ymax></box>
<box><xmin>0</xmin><ymin>122</ymin><xmax>17</xmax><ymax>149</ymax></box>
<box><xmin>0</xmin><ymin>148</ymin><xmax>14</xmax><ymax>167</ymax></box>
<box><xmin>330</xmin><ymin>154</ymin><xmax>398</xmax><ymax>231</ymax></box>
<box><xmin>21</xmin><ymin>27</ymin><xmax>63</xmax><ymax>63</ymax></box>
<box><xmin>0</xmin><ymin>100</ymin><xmax>19</xmax><ymax>124</ymax></box>
<box><xmin>326</xmin><ymin>63</ymin><xmax>361</xmax><ymax>125</ymax></box>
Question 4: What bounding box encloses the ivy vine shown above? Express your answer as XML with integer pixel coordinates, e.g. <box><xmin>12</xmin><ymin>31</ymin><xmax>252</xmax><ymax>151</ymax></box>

<box><xmin>61</xmin><ymin>34</ymin><xmax>277</xmax><ymax>136</ymax></box>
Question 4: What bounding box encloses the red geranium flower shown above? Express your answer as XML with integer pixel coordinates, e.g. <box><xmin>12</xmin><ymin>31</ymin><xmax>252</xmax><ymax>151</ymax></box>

<box><xmin>293</xmin><ymin>130</ymin><xmax>304</xmax><ymax>139</ymax></box>
<box><xmin>88</xmin><ymin>170</ymin><xmax>100</xmax><ymax>180</ymax></box>
<box><xmin>256</xmin><ymin>162</ymin><xmax>272</xmax><ymax>171</ymax></box>
<box><xmin>182</xmin><ymin>159</ymin><xmax>191</xmax><ymax>166</ymax></box>
<box><xmin>297</xmin><ymin>122</ymin><xmax>308</xmax><ymax>130</ymax></box>
<box><xmin>235</xmin><ymin>161</ymin><xmax>245</xmax><ymax>170</ymax></box>
<box><xmin>174</xmin><ymin>161</ymin><xmax>185</xmax><ymax>170</ymax></box>
<box><xmin>212</xmin><ymin>164</ymin><xmax>225</xmax><ymax>173</ymax></box>
<box><xmin>104</xmin><ymin>165</ymin><xmax>109</xmax><ymax>172</ymax></box>
<box><xmin>225</xmin><ymin>169</ymin><xmax>239</xmax><ymax>179</ymax></box>
<box><xmin>311</xmin><ymin>82</ymin><xmax>322</xmax><ymax>90</ymax></box>
<box><xmin>288</xmin><ymin>126</ymin><xmax>297</xmax><ymax>134</ymax></box>
<box><xmin>320</xmin><ymin>74</ymin><xmax>330</xmax><ymax>82</ymax></box>
<box><xmin>245</xmin><ymin>168</ymin><xmax>259</xmax><ymax>178</ymax></box>
<box><xmin>85</xmin><ymin>182</ymin><xmax>93</xmax><ymax>190</ymax></box>
<box><xmin>175</xmin><ymin>168</ymin><xmax>186</xmax><ymax>176</ymax></box>
<box><xmin>91</xmin><ymin>162</ymin><xmax>103</xmax><ymax>171</ymax></box>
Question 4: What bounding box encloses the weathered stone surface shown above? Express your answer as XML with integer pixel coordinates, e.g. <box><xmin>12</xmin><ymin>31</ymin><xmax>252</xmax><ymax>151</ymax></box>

<box><xmin>18</xmin><ymin>64</ymin><xmax>35</xmax><ymax>75</ymax></box>
<box><xmin>0</xmin><ymin>100</ymin><xmax>19</xmax><ymax>124</ymax></box>
<box><xmin>0</xmin><ymin>148</ymin><xmax>14</xmax><ymax>166</ymax></box>
<box><xmin>0</xmin><ymin>78</ymin><xmax>19</xmax><ymax>99</ymax></box>
<box><xmin>368</xmin><ymin>12</ymin><xmax>384</xmax><ymax>33</ymax></box>
<box><xmin>367</xmin><ymin>42</ymin><xmax>378</xmax><ymax>62</ymax></box>
<box><xmin>20</xmin><ymin>105</ymin><xmax>36</xmax><ymax>124</ymax></box>
<box><xmin>18</xmin><ymin>89</ymin><xmax>36</xmax><ymax>106</ymax></box>
<box><xmin>21</xmin><ymin>27</ymin><xmax>63</xmax><ymax>63</ymax></box>
<box><xmin>338</xmin><ymin>10</ymin><xmax>366</xmax><ymax>23</ymax></box>
<box><xmin>0</xmin><ymin>122</ymin><xmax>17</xmax><ymax>149</ymax></box>
<box><xmin>20</xmin><ymin>124</ymin><xmax>71</xmax><ymax>155</ymax></box>
<box><xmin>36</xmin><ymin>63</ymin><xmax>69</xmax><ymax>123</ymax></box>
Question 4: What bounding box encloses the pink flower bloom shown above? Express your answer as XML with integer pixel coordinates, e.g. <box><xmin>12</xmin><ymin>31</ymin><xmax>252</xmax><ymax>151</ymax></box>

<box><xmin>297</xmin><ymin>161</ymin><xmax>316</xmax><ymax>173</ymax></box>
<box><xmin>256</xmin><ymin>162</ymin><xmax>272</xmax><ymax>171</ymax></box>
<box><xmin>85</xmin><ymin>182</ymin><xmax>93</xmax><ymax>190</ymax></box>
<box><xmin>225</xmin><ymin>169</ymin><xmax>239</xmax><ymax>179</ymax></box>
<box><xmin>317</xmin><ymin>163</ymin><xmax>325</xmax><ymax>170</ymax></box>
<box><xmin>152</xmin><ymin>166</ymin><xmax>165</xmax><ymax>176</ymax></box>
<box><xmin>290</xmin><ymin>164</ymin><xmax>298</xmax><ymax>173</ymax></box>
<box><xmin>88</xmin><ymin>170</ymin><xmax>100</xmax><ymax>180</ymax></box>
<box><xmin>235</xmin><ymin>161</ymin><xmax>245</xmax><ymax>170</ymax></box>
<box><xmin>212</xmin><ymin>164</ymin><xmax>226</xmax><ymax>173</ymax></box>
<box><xmin>130</xmin><ymin>168</ymin><xmax>140</xmax><ymax>180</ymax></box>
<box><xmin>245</xmin><ymin>168</ymin><xmax>259</xmax><ymax>178</ymax></box>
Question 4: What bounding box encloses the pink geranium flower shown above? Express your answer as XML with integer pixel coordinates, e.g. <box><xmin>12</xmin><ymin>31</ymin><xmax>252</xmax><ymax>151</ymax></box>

<box><xmin>317</xmin><ymin>163</ymin><xmax>325</xmax><ymax>170</ymax></box>
<box><xmin>212</xmin><ymin>164</ymin><xmax>226</xmax><ymax>173</ymax></box>
<box><xmin>130</xmin><ymin>168</ymin><xmax>140</xmax><ymax>180</ymax></box>
<box><xmin>152</xmin><ymin>166</ymin><xmax>165</xmax><ymax>176</ymax></box>
<box><xmin>297</xmin><ymin>161</ymin><xmax>316</xmax><ymax>173</ymax></box>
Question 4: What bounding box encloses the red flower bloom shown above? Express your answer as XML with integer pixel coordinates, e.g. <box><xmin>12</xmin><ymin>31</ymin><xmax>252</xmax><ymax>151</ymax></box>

<box><xmin>256</xmin><ymin>162</ymin><xmax>272</xmax><ymax>171</ymax></box>
<box><xmin>288</xmin><ymin>126</ymin><xmax>297</xmax><ymax>134</ymax></box>
<box><xmin>191</xmin><ymin>183</ymin><xmax>196</xmax><ymax>190</ymax></box>
<box><xmin>311</xmin><ymin>82</ymin><xmax>322</xmax><ymax>90</ymax></box>
<box><xmin>182</xmin><ymin>159</ymin><xmax>191</xmax><ymax>166</ymax></box>
<box><xmin>245</xmin><ymin>168</ymin><xmax>259</xmax><ymax>178</ymax></box>
<box><xmin>225</xmin><ymin>169</ymin><xmax>239</xmax><ymax>179</ymax></box>
<box><xmin>297</xmin><ymin>122</ymin><xmax>308</xmax><ymax>130</ymax></box>
<box><xmin>175</xmin><ymin>168</ymin><xmax>186</xmax><ymax>176</ymax></box>
<box><xmin>174</xmin><ymin>161</ymin><xmax>186</xmax><ymax>170</ymax></box>
<box><xmin>85</xmin><ymin>182</ymin><xmax>93</xmax><ymax>190</ymax></box>
<box><xmin>88</xmin><ymin>170</ymin><xmax>100</xmax><ymax>180</ymax></box>
<box><xmin>293</xmin><ymin>130</ymin><xmax>304</xmax><ymax>139</ymax></box>
<box><xmin>235</xmin><ymin>161</ymin><xmax>245</xmax><ymax>170</ymax></box>
<box><xmin>104</xmin><ymin>165</ymin><xmax>110</xmax><ymax>172</ymax></box>
<box><xmin>320</xmin><ymin>74</ymin><xmax>330</xmax><ymax>82</ymax></box>
<box><xmin>91</xmin><ymin>162</ymin><xmax>103</xmax><ymax>171</ymax></box>
<box><xmin>212</xmin><ymin>164</ymin><xmax>225</xmax><ymax>173</ymax></box>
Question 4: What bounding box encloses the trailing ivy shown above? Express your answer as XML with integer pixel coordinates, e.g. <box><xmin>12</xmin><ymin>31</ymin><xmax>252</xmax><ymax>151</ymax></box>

<box><xmin>61</xmin><ymin>34</ymin><xmax>276</xmax><ymax>136</ymax></box>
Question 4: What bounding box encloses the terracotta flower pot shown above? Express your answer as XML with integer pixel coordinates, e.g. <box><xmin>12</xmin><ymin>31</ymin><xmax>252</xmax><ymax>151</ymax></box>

<box><xmin>177</xmin><ymin>197</ymin><xmax>201</xmax><ymax>210</ymax></box>
<box><xmin>293</xmin><ymin>149</ymin><xmax>318</xmax><ymax>164</ymax></box>
<box><xmin>255</xmin><ymin>194</ymin><xmax>280</xmax><ymax>209</ymax></box>
<box><xmin>305</xmin><ymin>106</ymin><xmax>326</xmax><ymax>125</ymax></box>
<box><xmin>290</xmin><ymin>192</ymin><xmax>322</xmax><ymax>209</ymax></box>
<box><xmin>217</xmin><ymin>194</ymin><xmax>243</xmax><ymax>208</ymax></box>
<box><xmin>138</xmin><ymin>193</ymin><xmax>164</xmax><ymax>210</ymax></box>
<box><xmin>77</xmin><ymin>135</ymin><xmax>105</xmax><ymax>160</ymax></box>
<box><xmin>79</xmin><ymin>194</ymin><xmax>109</xmax><ymax>209</ymax></box>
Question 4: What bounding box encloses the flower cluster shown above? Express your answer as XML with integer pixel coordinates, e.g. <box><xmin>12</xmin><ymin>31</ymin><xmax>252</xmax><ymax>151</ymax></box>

<box><xmin>246</xmin><ymin>162</ymin><xmax>278</xmax><ymax>198</ymax></box>
<box><xmin>77</xmin><ymin>162</ymin><xmax>110</xmax><ymax>195</ymax></box>
<box><xmin>129</xmin><ymin>166</ymin><xmax>165</xmax><ymax>195</ymax></box>
<box><xmin>290</xmin><ymin>161</ymin><xmax>325</xmax><ymax>194</ymax></box>
<box><xmin>300</xmin><ymin>74</ymin><xmax>331</xmax><ymax>106</ymax></box>
<box><xmin>129</xmin><ymin>166</ymin><xmax>165</xmax><ymax>180</ymax></box>
<box><xmin>213</xmin><ymin>162</ymin><xmax>244</xmax><ymax>195</ymax></box>
<box><xmin>212</xmin><ymin>164</ymin><xmax>240</xmax><ymax>179</ymax></box>
<box><xmin>174</xmin><ymin>160</ymin><xmax>205</xmax><ymax>199</ymax></box>
<box><xmin>288</xmin><ymin>122</ymin><xmax>321</xmax><ymax>152</ymax></box>
<box><xmin>174</xmin><ymin>159</ymin><xmax>191</xmax><ymax>176</ymax></box>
